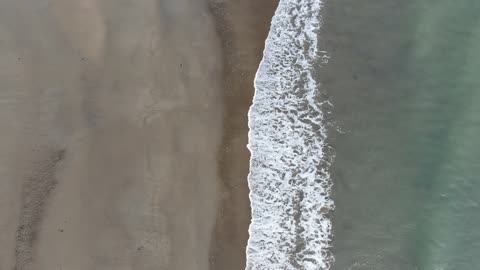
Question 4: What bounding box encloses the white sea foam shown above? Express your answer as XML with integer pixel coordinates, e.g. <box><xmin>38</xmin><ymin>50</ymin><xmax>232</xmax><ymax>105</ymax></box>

<box><xmin>246</xmin><ymin>0</ymin><xmax>333</xmax><ymax>269</ymax></box>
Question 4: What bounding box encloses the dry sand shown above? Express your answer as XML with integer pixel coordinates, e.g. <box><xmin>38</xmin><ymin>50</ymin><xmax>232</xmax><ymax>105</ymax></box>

<box><xmin>0</xmin><ymin>0</ymin><xmax>276</xmax><ymax>269</ymax></box>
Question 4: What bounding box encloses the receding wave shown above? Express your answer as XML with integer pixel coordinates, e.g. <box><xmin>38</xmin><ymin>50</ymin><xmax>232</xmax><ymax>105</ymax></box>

<box><xmin>246</xmin><ymin>0</ymin><xmax>333</xmax><ymax>269</ymax></box>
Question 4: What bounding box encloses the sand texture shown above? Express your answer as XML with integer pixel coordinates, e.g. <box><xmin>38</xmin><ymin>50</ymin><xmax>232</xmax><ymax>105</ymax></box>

<box><xmin>0</xmin><ymin>0</ymin><xmax>276</xmax><ymax>269</ymax></box>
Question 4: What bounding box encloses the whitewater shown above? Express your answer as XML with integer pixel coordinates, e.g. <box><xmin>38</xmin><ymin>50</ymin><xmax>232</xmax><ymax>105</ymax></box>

<box><xmin>245</xmin><ymin>0</ymin><xmax>334</xmax><ymax>269</ymax></box>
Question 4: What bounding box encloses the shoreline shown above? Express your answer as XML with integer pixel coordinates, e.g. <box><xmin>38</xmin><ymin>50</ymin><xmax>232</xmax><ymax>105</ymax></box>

<box><xmin>0</xmin><ymin>0</ymin><xmax>278</xmax><ymax>269</ymax></box>
<box><xmin>208</xmin><ymin>1</ymin><xmax>278</xmax><ymax>269</ymax></box>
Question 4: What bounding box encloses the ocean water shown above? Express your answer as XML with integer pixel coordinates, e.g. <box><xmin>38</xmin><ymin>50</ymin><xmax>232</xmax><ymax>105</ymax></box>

<box><xmin>248</xmin><ymin>0</ymin><xmax>480</xmax><ymax>269</ymax></box>
<box><xmin>321</xmin><ymin>0</ymin><xmax>480</xmax><ymax>269</ymax></box>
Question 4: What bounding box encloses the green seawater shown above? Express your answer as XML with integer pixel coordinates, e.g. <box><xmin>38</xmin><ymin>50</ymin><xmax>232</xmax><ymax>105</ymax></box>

<box><xmin>320</xmin><ymin>0</ymin><xmax>480</xmax><ymax>269</ymax></box>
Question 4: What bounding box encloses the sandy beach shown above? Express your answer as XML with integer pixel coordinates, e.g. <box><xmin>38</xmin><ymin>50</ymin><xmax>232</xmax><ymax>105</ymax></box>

<box><xmin>0</xmin><ymin>0</ymin><xmax>276</xmax><ymax>269</ymax></box>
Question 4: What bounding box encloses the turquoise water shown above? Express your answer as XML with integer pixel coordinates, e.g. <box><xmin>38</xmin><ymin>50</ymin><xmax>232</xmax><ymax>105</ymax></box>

<box><xmin>320</xmin><ymin>0</ymin><xmax>480</xmax><ymax>269</ymax></box>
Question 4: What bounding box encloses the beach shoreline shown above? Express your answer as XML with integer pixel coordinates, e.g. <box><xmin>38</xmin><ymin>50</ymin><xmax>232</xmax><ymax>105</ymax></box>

<box><xmin>208</xmin><ymin>1</ymin><xmax>278</xmax><ymax>269</ymax></box>
<box><xmin>0</xmin><ymin>0</ymin><xmax>276</xmax><ymax>269</ymax></box>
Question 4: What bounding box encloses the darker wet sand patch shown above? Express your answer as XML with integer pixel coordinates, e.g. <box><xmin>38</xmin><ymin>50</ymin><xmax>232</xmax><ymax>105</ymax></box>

<box><xmin>15</xmin><ymin>149</ymin><xmax>65</xmax><ymax>270</ymax></box>
<box><xmin>208</xmin><ymin>1</ymin><xmax>278</xmax><ymax>269</ymax></box>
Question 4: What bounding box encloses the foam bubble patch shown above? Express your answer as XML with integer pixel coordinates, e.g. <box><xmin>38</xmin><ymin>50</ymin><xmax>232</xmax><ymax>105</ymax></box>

<box><xmin>246</xmin><ymin>0</ymin><xmax>334</xmax><ymax>269</ymax></box>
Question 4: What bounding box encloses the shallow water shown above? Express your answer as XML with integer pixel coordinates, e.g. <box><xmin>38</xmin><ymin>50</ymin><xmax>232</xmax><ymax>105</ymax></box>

<box><xmin>321</xmin><ymin>0</ymin><xmax>480</xmax><ymax>269</ymax></box>
<box><xmin>246</xmin><ymin>1</ymin><xmax>334</xmax><ymax>269</ymax></box>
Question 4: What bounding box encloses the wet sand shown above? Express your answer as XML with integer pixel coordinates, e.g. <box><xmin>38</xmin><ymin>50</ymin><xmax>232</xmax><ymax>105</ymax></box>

<box><xmin>208</xmin><ymin>1</ymin><xmax>278</xmax><ymax>269</ymax></box>
<box><xmin>0</xmin><ymin>0</ymin><xmax>276</xmax><ymax>269</ymax></box>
